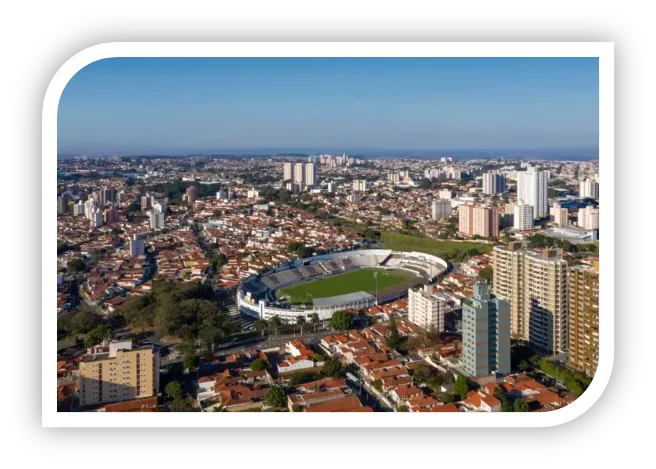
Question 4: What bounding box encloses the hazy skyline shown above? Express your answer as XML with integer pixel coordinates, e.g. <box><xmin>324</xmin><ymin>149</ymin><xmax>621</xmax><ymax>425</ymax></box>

<box><xmin>58</xmin><ymin>57</ymin><xmax>599</xmax><ymax>155</ymax></box>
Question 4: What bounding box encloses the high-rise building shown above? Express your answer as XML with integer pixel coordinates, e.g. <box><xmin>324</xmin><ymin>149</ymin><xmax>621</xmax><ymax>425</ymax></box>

<box><xmin>493</xmin><ymin>243</ymin><xmax>568</xmax><ymax>353</ymax></box>
<box><xmin>150</xmin><ymin>209</ymin><xmax>165</xmax><ymax>229</ymax></box>
<box><xmin>516</xmin><ymin>165</ymin><xmax>549</xmax><ymax>219</ymax></box>
<box><xmin>461</xmin><ymin>282</ymin><xmax>511</xmax><ymax>377</ymax></box>
<box><xmin>283</xmin><ymin>162</ymin><xmax>293</xmax><ymax>182</ymax></box>
<box><xmin>482</xmin><ymin>172</ymin><xmax>506</xmax><ymax>195</ymax></box>
<box><xmin>140</xmin><ymin>195</ymin><xmax>151</xmax><ymax>210</ymax></box>
<box><xmin>579</xmin><ymin>178</ymin><xmax>599</xmax><ymax>199</ymax></box>
<box><xmin>408</xmin><ymin>285</ymin><xmax>445</xmax><ymax>333</ymax></box>
<box><xmin>513</xmin><ymin>201</ymin><xmax>534</xmax><ymax>230</ymax></box>
<box><xmin>439</xmin><ymin>189</ymin><xmax>454</xmax><ymax>200</ymax></box>
<box><xmin>185</xmin><ymin>185</ymin><xmax>198</xmax><ymax>205</ymax></box>
<box><xmin>73</xmin><ymin>201</ymin><xmax>84</xmax><ymax>217</ymax></box>
<box><xmin>79</xmin><ymin>340</ymin><xmax>160</xmax><ymax>407</ymax></box>
<box><xmin>293</xmin><ymin>163</ymin><xmax>305</xmax><ymax>187</ymax></box>
<box><xmin>387</xmin><ymin>172</ymin><xmax>400</xmax><ymax>184</ymax></box>
<box><xmin>305</xmin><ymin>163</ymin><xmax>316</xmax><ymax>187</ymax></box>
<box><xmin>57</xmin><ymin>194</ymin><xmax>69</xmax><ymax>215</ymax></box>
<box><xmin>103</xmin><ymin>206</ymin><xmax>119</xmax><ymax>224</ymax></box>
<box><xmin>352</xmin><ymin>179</ymin><xmax>367</xmax><ymax>192</ymax></box>
<box><xmin>347</xmin><ymin>193</ymin><xmax>361</xmax><ymax>204</ymax></box>
<box><xmin>129</xmin><ymin>234</ymin><xmax>145</xmax><ymax>258</ymax></box>
<box><xmin>431</xmin><ymin>199</ymin><xmax>451</xmax><ymax>220</ymax></box>
<box><xmin>327</xmin><ymin>182</ymin><xmax>336</xmax><ymax>193</ymax></box>
<box><xmin>458</xmin><ymin>204</ymin><xmax>499</xmax><ymax>238</ymax></box>
<box><xmin>90</xmin><ymin>208</ymin><xmax>103</xmax><ymax>228</ymax></box>
<box><xmin>568</xmin><ymin>261</ymin><xmax>599</xmax><ymax>377</ymax></box>
<box><xmin>551</xmin><ymin>201</ymin><xmax>569</xmax><ymax>226</ymax></box>
<box><xmin>247</xmin><ymin>188</ymin><xmax>260</xmax><ymax>199</ymax></box>
<box><xmin>577</xmin><ymin>205</ymin><xmax>599</xmax><ymax>230</ymax></box>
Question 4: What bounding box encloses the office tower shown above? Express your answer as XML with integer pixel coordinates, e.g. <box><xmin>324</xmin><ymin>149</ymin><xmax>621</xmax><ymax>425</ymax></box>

<box><xmin>185</xmin><ymin>185</ymin><xmax>198</xmax><ymax>205</ymax></box>
<box><xmin>568</xmin><ymin>261</ymin><xmax>599</xmax><ymax>377</ymax></box>
<box><xmin>493</xmin><ymin>243</ymin><xmax>568</xmax><ymax>353</ymax></box>
<box><xmin>461</xmin><ymin>282</ymin><xmax>511</xmax><ymax>377</ymax></box>
<box><xmin>482</xmin><ymin>172</ymin><xmax>506</xmax><ymax>195</ymax></box>
<box><xmin>293</xmin><ymin>163</ymin><xmax>305</xmax><ymax>187</ymax></box>
<box><xmin>150</xmin><ymin>209</ymin><xmax>165</xmax><ymax>229</ymax></box>
<box><xmin>347</xmin><ymin>193</ymin><xmax>361</xmax><ymax>204</ymax></box>
<box><xmin>516</xmin><ymin>165</ymin><xmax>549</xmax><ymax>218</ymax></box>
<box><xmin>439</xmin><ymin>189</ymin><xmax>454</xmax><ymax>200</ymax></box>
<box><xmin>431</xmin><ymin>199</ymin><xmax>451</xmax><ymax>220</ymax></box>
<box><xmin>282</xmin><ymin>163</ymin><xmax>292</xmax><ymax>181</ymax></box>
<box><xmin>513</xmin><ymin>201</ymin><xmax>534</xmax><ymax>230</ymax></box>
<box><xmin>129</xmin><ymin>234</ymin><xmax>145</xmax><ymax>258</ymax></box>
<box><xmin>458</xmin><ymin>204</ymin><xmax>499</xmax><ymax>238</ymax></box>
<box><xmin>408</xmin><ymin>285</ymin><xmax>445</xmax><ymax>333</ymax></box>
<box><xmin>79</xmin><ymin>340</ymin><xmax>160</xmax><ymax>407</ymax></box>
<box><xmin>552</xmin><ymin>201</ymin><xmax>569</xmax><ymax>226</ymax></box>
<box><xmin>352</xmin><ymin>179</ymin><xmax>367</xmax><ymax>192</ymax></box>
<box><xmin>141</xmin><ymin>195</ymin><xmax>152</xmax><ymax>210</ymax></box>
<box><xmin>577</xmin><ymin>205</ymin><xmax>600</xmax><ymax>230</ymax></box>
<box><xmin>327</xmin><ymin>182</ymin><xmax>336</xmax><ymax>193</ymax></box>
<box><xmin>57</xmin><ymin>194</ymin><xmax>69</xmax><ymax>215</ymax></box>
<box><xmin>305</xmin><ymin>163</ymin><xmax>316</xmax><ymax>187</ymax></box>
<box><xmin>579</xmin><ymin>178</ymin><xmax>599</xmax><ymax>199</ymax></box>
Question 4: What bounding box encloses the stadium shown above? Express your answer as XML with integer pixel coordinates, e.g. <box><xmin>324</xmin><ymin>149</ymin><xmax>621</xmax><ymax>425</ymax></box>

<box><xmin>237</xmin><ymin>249</ymin><xmax>449</xmax><ymax>322</ymax></box>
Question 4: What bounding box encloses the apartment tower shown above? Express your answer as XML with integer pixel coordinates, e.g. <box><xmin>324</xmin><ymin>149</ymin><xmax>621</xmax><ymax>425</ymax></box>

<box><xmin>568</xmin><ymin>261</ymin><xmax>599</xmax><ymax>377</ymax></box>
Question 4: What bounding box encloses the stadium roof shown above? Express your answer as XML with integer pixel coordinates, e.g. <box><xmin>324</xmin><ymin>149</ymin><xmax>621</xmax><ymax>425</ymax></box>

<box><xmin>313</xmin><ymin>291</ymin><xmax>375</xmax><ymax>307</ymax></box>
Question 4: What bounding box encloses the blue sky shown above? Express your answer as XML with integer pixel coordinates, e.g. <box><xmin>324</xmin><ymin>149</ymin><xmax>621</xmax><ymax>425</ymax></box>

<box><xmin>57</xmin><ymin>57</ymin><xmax>599</xmax><ymax>155</ymax></box>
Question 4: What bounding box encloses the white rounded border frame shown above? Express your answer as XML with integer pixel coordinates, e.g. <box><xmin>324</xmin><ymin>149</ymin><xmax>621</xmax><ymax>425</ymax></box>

<box><xmin>42</xmin><ymin>42</ymin><xmax>614</xmax><ymax>428</ymax></box>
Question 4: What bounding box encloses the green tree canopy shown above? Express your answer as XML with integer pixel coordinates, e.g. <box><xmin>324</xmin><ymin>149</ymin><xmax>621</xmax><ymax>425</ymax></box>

<box><xmin>514</xmin><ymin>399</ymin><xmax>529</xmax><ymax>412</ymax></box>
<box><xmin>265</xmin><ymin>386</ymin><xmax>286</xmax><ymax>408</ymax></box>
<box><xmin>165</xmin><ymin>381</ymin><xmax>184</xmax><ymax>400</ymax></box>
<box><xmin>453</xmin><ymin>375</ymin><xmax>469</xmax><ymax>399</ymax></box>
<box><xmin>478</xmin><ymin>267</ymin><xmax>493</xmax><ymax>282</ymax></box>
<box><xmin>250</xmin><ymin>358</ymin><xmax>268</xmax><ymax>371</ymax></box>
<box><xmin>329</xmin><ymin>310</ymin><xmax>353</xmax><ymax>331</ymax></box>
<box><xmin>322</xmin><ymin>357</ymin><xmax>345</xmax><ymax>378</ymax></box>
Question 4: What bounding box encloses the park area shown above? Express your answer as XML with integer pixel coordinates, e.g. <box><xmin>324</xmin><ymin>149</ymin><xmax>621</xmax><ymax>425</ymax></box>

<box><xmin>381</xmin><ymin>232</ymin><xmax>493</xmax><ymax>260</ymax></box>
<box><xmin>276</xmin><ymin>267</ymin><xmax>414</xmax><ymax>304</ymax></box>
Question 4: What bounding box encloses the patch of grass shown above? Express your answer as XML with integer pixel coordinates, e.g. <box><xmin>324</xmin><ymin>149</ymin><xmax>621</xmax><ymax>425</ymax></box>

<box><xmin>277</xmin><ymin>267</ymin><xmax>411</xmax><ymax>304</ymax></box>
<box><xmin>381</xmin><ymin>231</ymin><xmax>493</xmax><ymax>257</ymax></box>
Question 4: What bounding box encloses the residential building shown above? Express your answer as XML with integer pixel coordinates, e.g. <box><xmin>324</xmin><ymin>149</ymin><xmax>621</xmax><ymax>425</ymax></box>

<box><xmin>458</xmin><ymin>204</ymin><xmax>499</xmax><ymax>238</ymax></box>
<box><xmin>247</xmin><ymin>188</ymin><xmax>260</xmax><ymax>199</ymax></box>
<box><xmin>283</xmin><ymin>162</ymin><xmax>293</xmax><ymax>182</ymax></box>
<box><xmin>493</xmin><ymin>243</ymin><xmax>568</xmax><ymax>353</ymax></box>
<box><xmin>150</xmin><ymin>209</ymin><xmax>165</xmax><ymax>229</ymax></box>
<box><xmin>305</xmin><ymin>163</ymin><xmax>316</xmax><ymax>187</ymax></box>
<box><xmin>185</xmin><ymin>185</ymin><xmax>198</xmax><ymax>205</ymax></box>
<box><xmin>579</xmin><ymin>178</ymin><xmax>599</xmax><ymax>199</ymax></box>
<box><xmin>129</xmin><ymin>234</ymin><xmax>145</xmax><ymax>258</ymax></box>
<box><xmin>568</xmin><ymin>261</ymin><xmax>599</xmax><ymax>377</ymax></box>
<box><xmin>79</xmin><ymin>341</ymin><xmax>160</xmax><ymax>407</ymax></box>
<box><xmin>408</xmin><ymin>285</ymin><xmax>445</xmax><ymax>333</ymax></box>
<box><xmin>347</xmin><ymin>193</ymin><xmax>362</xmax><ymax>204</ymax></box>
<box><xmin>57</xmin><ymin>194</ymin><xmax>69</xmax><ymax>215</ymax></box>
<box><xmin>352</xmin><ymin>179</ymin><xmax>367</xmax><ymax>192</ymax></box>
<box><xmin>516</xmin><ymin>165</ymin><xmax>549</xmax><ymax>218</ymax></box>
<box><xmin>293</xmin><ymin>163</ymin><xmax>305</xmax><ymax>187</ymax></box>
<box><xmin>439</xmin><ymin>189</ymin><xmax>454</xmax><ymax>200</ymax></box>
<box><xmin>577</xmin><ymin>205</ymin><xmax>599</xmax><ymax>230</ymax></box>
<box><xmin>552</xmin><ymin>201</ymin><xmax>569</xmax><ymax>226</ymax></box>
<box><xmin>431</xmin><ymin>199</ymin><xmax>451</xmax><ymax>220</ymax></box>
<box><xmin>461</xmin><ymin>282</ymin><xmax>511</xmax><ymax>377</ymax></box>
<box><xmin>513</xmin><ymin>201</ymin><xmax>534</xmax><ymax>230</ymax></box>
<box><xmin>327</xmin><ymin>182</ymin><xmax>336</xmax><ymax>193</ymax></box>
<box><xmin>482</xmin><ymin>172</ymin><xmax>506</xmax><ymax>195</ymax></box>
<box><xmin>141</xmin><ymin>195</ymin><xmax>152</xmax><ymax>210</ymax></box>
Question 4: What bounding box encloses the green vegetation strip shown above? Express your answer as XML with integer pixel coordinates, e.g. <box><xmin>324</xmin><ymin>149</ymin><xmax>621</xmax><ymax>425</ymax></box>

<box><xmin>277</xmin><ymin>267</ymin><xmax>411</xmax><ymax>304</ymax></box>
<box><xmin>381</xmin><ymin>232</ymin><xmax>493</xmax><ymax>257</ymax></box>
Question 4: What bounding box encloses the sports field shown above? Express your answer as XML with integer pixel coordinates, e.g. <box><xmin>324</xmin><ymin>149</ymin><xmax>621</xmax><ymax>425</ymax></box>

<box><xmin>277</xmin><ymin>268</ymin><xmax>414</xmax><ymax>304</ymax></box>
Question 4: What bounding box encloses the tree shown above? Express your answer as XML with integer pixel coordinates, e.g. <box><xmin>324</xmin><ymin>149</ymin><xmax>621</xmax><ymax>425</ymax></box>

<box><xmin>322</xmin><ymin>357</ymin><xmax>345</xmax><ymax>378</ymax></box>
<box><xmin>385</xmin><ymin>317</ymin><xmax>407</xmax><ymax>353</ymax></box>
<box><xmin>440</xmin><ymin>392</ymin><xmax>454</xmax><ymax>404</ymax></box>
<box><xmin>170</xmin><ymin>397</ymin><xmax>192</xmax><ymax>412</ymax></box>
<box><xmin>67</xmin><ymin>258</ymin><xmax>86</xmax><ymax>273</ymax></box>
<box><xmin>165</xmin><ymin>381</ymin><xmax>184</xmax><ymax>400</ymax></box>
<box><xmin>373</xmin><ymin>379</ymin><xmax>383</xmax><ymax>391</ymax></box>
<box><xmin>296</xmin><ymin>315</ymin><xmax>306</xmax><ymax>335</ymax></box>
<box><xmin>529</xmin><ymin>354</ymin><xmax>541</xmax><ymax>369</ymax></box>
<box><xmin>250</xmin><ymin>358</ymin><xmax>268</xmax><ymax>371</ymax></box>
<box><xmin>310</xmin><ymin>313</ymin><xmax>320</xmax><ymax>333</ymax></box>
<box><xmin>514</xmin><ymin>399</ymin><xmax>529</xmax><ymax>412</ymax></box>
<box><xmin>519</xmin><ymin>360</ymin><xmax>530</xmax><ymax>372</ymax></box>
<box><xmin>478</xmin><ymin>267</ymin><xmax>493</xmax><ymax>283</ymax></box>
<box><xmin>313</xmin><ymin>354</ymin><xmax>325</xmax><ymax>363</ymax></box>
<box><xmin>453</xmin><ymin>375</ymin><xmax>469</xmax><ymax>399</ymax></box>
<box><xmin>70</xmin><ymin>309</ymin><xmax>101</xmax><ymax>334</ymax></box>
<box><xmin>292</xmin><ymin>404</ymin><xmax>303</xmax><ymax>412</ymax></box>
<box><xmin>413</xmin><ymin>364</ymin><xmax>432</xmax><ymax>384</ymax></box>
<box><xmin>254</xmin><ymin>319</ymin><xmax>268</xmax><ymax>338</ymax></box>
<box><xmin>265</xmin><ymin>386</ymin><xmax>286</xmax><ymax>408</ymax></box>
<box><xmin>289</xmin><ymin>371</ymin><xmax>313</xmax><ymax>387</ymax></box>
<box><xmin>501</xmin><ymin>399</ymin><xmax>514</xmax><ymax>412</ymax></box>
<box><xmin>84</xmin><ymin>325</ymin><xmax>112</xmax><ymax>348</ymax></box>
<box><xmin>269</xmin><ymin>316</ymin><xmax>283</xmax><ymax>336</ymax></box>
<box><xmin>396</xmin><ymin>405</ymin><xmax>410</xmax><ymax>412</ymax></box>
<box><xmin>183</xmin><ymin>351</ymin><xmax>199</xmax><ymax>371</ymax></box>
<box><xmin>329</xmin><ymin>310</ymin><xmax>352</xmax><ymax>331</ymax></box>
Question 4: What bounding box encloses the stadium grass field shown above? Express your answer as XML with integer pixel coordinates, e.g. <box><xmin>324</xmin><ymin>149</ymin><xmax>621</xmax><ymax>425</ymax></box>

<box><xmin>277</xmin><ymin>268</ymin><xmax>414</xmax><ymax>305</ymax></box>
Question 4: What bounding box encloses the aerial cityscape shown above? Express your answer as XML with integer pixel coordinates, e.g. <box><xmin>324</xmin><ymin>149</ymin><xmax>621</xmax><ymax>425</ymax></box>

<box><xmin>55</xmin><ymin>57</ymin><xmax>600</xmax><ymax>414</ymax></box>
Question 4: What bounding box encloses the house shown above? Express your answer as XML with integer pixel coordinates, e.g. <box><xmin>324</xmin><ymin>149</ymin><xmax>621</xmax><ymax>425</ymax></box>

<box><xmin>390</xmin><ymin>384</ymin><xmax>424</xmax><ymax>403</ymax></box>
<box><xmin>104</xmin><ymin>396</ymin><xmax>159</xmax><ymax>412</ymax></box>
<box><xmin>303</xmin><ymin>395</ymin><xmax>372</xmax><ymax>412</ymax></box>
<box><xmin>464</xmin><ymin>391</ymin><xmax>501</xmax><ymax>412</ymax></box>
<box><xmin>407</xmin><ymin>395</ymin><xmax>443</xmax><ymax>412</ymax></box>
<box><xmin>277</xmin><ymin>356</ymin><xmax>315</xmax><ymax>374</ymax></box>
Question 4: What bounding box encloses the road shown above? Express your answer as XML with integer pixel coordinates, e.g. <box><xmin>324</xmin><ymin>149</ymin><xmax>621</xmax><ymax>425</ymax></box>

<box><xmin>212</xmin><ymin>329</ymin><xmax>330</xmax><ymax>357</ymax></box>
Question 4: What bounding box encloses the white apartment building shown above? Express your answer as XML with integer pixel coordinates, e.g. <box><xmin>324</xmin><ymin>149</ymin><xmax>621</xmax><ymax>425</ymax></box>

<box><xmin>283</xmin><ymin>162</ymin><xmax>293</xmax><ymax>182</ymax></box>
<box><xmin>516</xmin><ymin>165</ymin><xmax>549</xmax><ymax>218</ymax></box>
<box><xmin>150</xmin><ymin>210</ymin><xmax>165</xmax><ymax>229</ymax></box>
<box><xmin>305</xmin><ymin>163</ymin><xmax>316</xmax><ymax>187</ymax></box>
<box><xmin>408</xmin><ymin>285</ymin><xmax>445</xmax><ymax>333</ymax></box>
<box><xmin>439</xmin><ymin>189</ymin><xmax>454</xmax><ymax>200</ymax></box>
<box><xmin>352</xmin><ymin>179</ymin><xmax>367</xmax><ymax>192</ymax></box>
<box><xmin>293</xmin><ymin>163</ymin><xmax>305</xmax><ymax>187</ymax></box>
<box><xmin>431</xmin><ymin>199</ymin><xmax>451</xmax><ymax>220</ymax></box>
<box><xmin>513</xmin><ymin>201</ymin><xmax>534</xmax><ymax>230</ymax></box>
<box><xmin>129</xmin><ymin>234</ymin><xmax>145</xmax><ymax>258</ymax></box>
<box><xmin>551</xmin><ymin>201</ymin><xmax>569</xmax><ymax>226</ymax></box>
<box><xmin>579</xmin><ymin>178</ymin><xmax>599</xmax><ymax>199</ymax></box>
<box><xmin>577</xmin><ymin>205</ymin><xmax>599</xmax><ymax>230</ymax></box>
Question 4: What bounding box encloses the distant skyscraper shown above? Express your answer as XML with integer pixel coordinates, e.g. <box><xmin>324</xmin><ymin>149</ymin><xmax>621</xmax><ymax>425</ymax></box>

<box><xmin>283</xmin><ymin>162</ymin><xmax>293</xmax><ymax>182</ymax></box>
<box><xmin>408</xmin><ymin>285</ymin><xmax>445</xmax><ymax>333</ymax></box>
<box><xmin>431</xmin><ymin>199</ymin><xmax>451</xmax><ymax>220</ymax></box>
<box><xmin>579</xmin><ymin>178</ymin><xmax>599</xmax><ymax>199</ymax></box>
<box><xmin>305</xmin><ymin>163</ymin><xmax>316</xmax><ymax>187</ymax></box>
<box><xmin>513</xmin><ymin>201</ymin><xmax>534</xmax><ymax>230</ymax></box>
<box><xmin>516</xmin><ymin>165</ymin><xmax>548</xmax><ymax>219</ymax></box>
<box><xmin>129</xmin><ymin>234</ymin><xmax>145</xmax><ymax>258</ymax></box>
<box><xmin>461</xmin><ymin>282</ymin><xmax>510</xmax><ymax>377</ymax></box>
<box><xmin>482</xmin><ymin>172</ymin><xmax>506</xmax><ymax>195</ymax></box>
<box><xmin>577</xmin><ymin>205</ymin><xmax>599</xmax><ymax>230</ymax></box>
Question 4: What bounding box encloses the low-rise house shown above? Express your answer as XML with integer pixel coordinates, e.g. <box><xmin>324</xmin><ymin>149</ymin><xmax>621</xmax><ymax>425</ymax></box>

<box><xmin>464</xmin><ymin>390</ymin><xmax>502</xmax><ymax>412</ymax></box>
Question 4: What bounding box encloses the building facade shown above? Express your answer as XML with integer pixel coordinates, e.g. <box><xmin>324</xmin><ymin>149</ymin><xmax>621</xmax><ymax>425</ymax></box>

<box><xmin>482</xmin><ymin>172</ymin><xmax>506</xmax><ymax>195</ymax></box>
<box><xmin>458</xmin><ymin>204</ymin><xmax>499</xmax><ymax>238</ymax></box>
<box><xmin>293</xmin><ymin>163</ymin><xmax>305</xmax><ymax>187</ymax></box>
<box><xmin>431</xmin><ymin>199</ymin><xmax>451</xmax><ymax>220</ymax></box>
<box><xmin>129</xmin><ymin>234</ymin><xmax>145</xmax><ymax>258</ymax></box>
<box><xmin>408</xmin><ymin>285</ymin><xmax>445</xmax><ymax>333</ymax></box>
<box><xmin>513</xmin><ymin>201</ymin><xmax>534</xmax><ymax>230</ymax></box>
<box><xmin>568</xmin><ymin>261</ymin><xmax>599</xmax><ymax>377</ymax></box>
<box><xmin>79</xmin><ymin>341</ymin><xmax>160</xmax><ymax>407</ymax></box>
<box><xmin>516</xmin><ymin>165</ymin><xmax>549</xmax><ymax>219</ymax></box>
<box><xmin>283</xmin><ymin>162</ymin><xmax>293</xmax><ymax>182</ymax></box>
<box><xmin>461</xmin><ymin>282</ymin><xmax>511</xmax><ymax>377</ymax></box>
<box><xmin>305</xmin><ymin>163</ymin><xmax>316</xmax><ymax>187</ymax></box>
<box><xmin>579</xmin><ymin>178</ymin><xmax>599</xmax><ymax>199</ymax></box>
<box><xmin>577</xmin><ymin>205</ymin><xmax>600</xmax><ymax>230</ymax></box>
<box><xmin>552</xmin><ymin>200</ymin><xmax>569</xmax><ymax>226</ymax></box>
